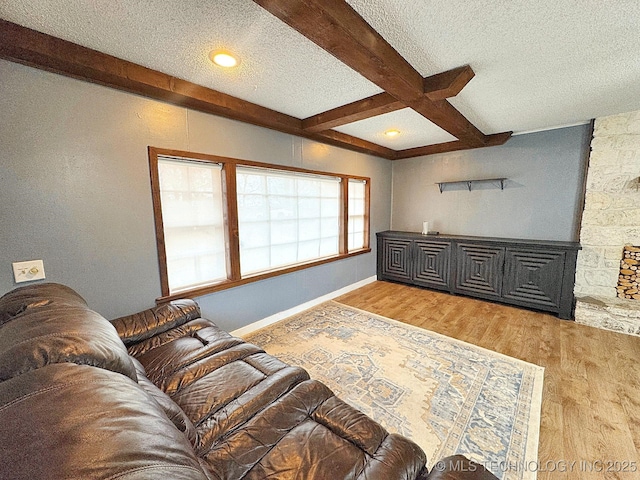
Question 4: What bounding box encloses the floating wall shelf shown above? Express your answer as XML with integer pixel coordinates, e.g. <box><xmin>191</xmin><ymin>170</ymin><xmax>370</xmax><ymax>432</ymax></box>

<box><xmin>436</xmin><ymin>178</ymin><xmax>507</xmax><ymax>193</ymax></box>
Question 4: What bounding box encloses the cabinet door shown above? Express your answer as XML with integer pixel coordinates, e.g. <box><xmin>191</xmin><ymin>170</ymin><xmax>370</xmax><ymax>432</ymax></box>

<box><xmin>502</xmin><ymin>249</ymin><xmax>565</xmax><ymax>311</ymax></box>
<box><xmin>413</xmin><ymin>240</ymin><xmax>451</xmax><ymax>290</ymax></box>
<box><xmin>454</xmin><ymin>243</ymin><xmax>504</xmax><ymax>299</ymax></box>
<box><xmin>379</xmin><ymin>237</ymin><xmax>413</xmax><ymax>282</ymax></box>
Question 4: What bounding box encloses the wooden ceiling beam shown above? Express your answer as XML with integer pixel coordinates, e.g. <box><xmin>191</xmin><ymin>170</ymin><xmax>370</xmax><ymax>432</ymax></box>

<box><xmin>253</xmin><ymin>0</ymin><xmax>489</xmax><ymax>146</ymax></box>
<box><xmin>303</xmin><ymin>65</ymin><xmax>476</xmax><ymax>133</ymax></box>
<box><xmin>302</xmin><ymin>92</ymin><xmax>404</xmax><ymax>133</ymax></box>
<box><xmin>424</xmin><ymin>65</ymin><xmax>475</xmax><ymax>101</ymax></box>
<box><xmin>311</xmin><ymin>129</ymin><xmax>396</xmax><ymax>158</ymax></box>
<box><xmin>0</xmin><ymin>19</ymin><xmax>395</xmax><ymax>159</ymax></box>
<box><xmin>393</xmin><ymin>131</ymin><xmax>513</xmax><ymax>160</ymax></box>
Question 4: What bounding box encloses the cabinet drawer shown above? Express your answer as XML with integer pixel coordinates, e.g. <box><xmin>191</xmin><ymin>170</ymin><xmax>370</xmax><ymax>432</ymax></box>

<box><xmin>413</xmin><ymin>240</ymin><xmax>451</xmax><ymax>290</ymax></box>
<box><xmin>502</xmin><ymin>249</ymin><xmax>565</xmax><ymax>310</ymax></box>
<box><xmin>379</xmin><ymin>237</ymin><xmax>413</xmax><ymax>282</ymax></box>
<box><xmin>454</xmin><ymin>243</ymin><xmax>504</xmax><ymax>299</ymax></box>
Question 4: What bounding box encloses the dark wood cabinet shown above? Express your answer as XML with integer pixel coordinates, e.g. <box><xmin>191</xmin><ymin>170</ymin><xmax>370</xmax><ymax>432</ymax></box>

<box><xmin>454</xmin><ymin>243</ymin><xmax>504</xmax><ymax>299</ymax></box>
<box><xmin>501</xmin><ymin>249</ymin><xmax>566</xmax><ymax>310</ymax></box>
<box><xmin>413</xmin><ymin>240</ymin><xmax>451</xmax><ymax>290</ymax></box>
<box><xmin>379</xmin><ymin>236</ymin><xmax>413</xmax><ymax>283</ymax></box>
<box><xmin>377</xmin><ymin>231</ymin><xmax>581</xmax><ymax>319</ymax></box>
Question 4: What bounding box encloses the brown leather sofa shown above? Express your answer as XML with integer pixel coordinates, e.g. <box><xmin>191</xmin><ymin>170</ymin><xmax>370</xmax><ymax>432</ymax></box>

<box><xmin>0</xmin><ymin>283</ymin><xmax>498</xmax><ymax>480</ymax></box>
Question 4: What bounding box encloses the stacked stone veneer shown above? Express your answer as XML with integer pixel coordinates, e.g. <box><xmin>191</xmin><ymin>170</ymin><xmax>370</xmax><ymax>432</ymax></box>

<box><xmin>574</xmin><ymin>110</ymin><xmax>640</xmax><ymax>336</ymax></box>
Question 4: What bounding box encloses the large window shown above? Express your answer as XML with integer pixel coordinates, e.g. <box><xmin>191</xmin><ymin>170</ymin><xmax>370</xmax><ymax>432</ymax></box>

<box><xmin>157</xmin><ymin>158</ymin><xmax>227</xmax><ymax>292</ymax></box>
<box><xmin>237</xmin><ymin>166</ymin><xmax>341</xmax><ymax>276</ymax></box>
<box><xmin>149</xmin><ymin>148</ymin><xmax>370</xmax><ymax>300</ymax></box>
<box><xmin>348</xmin><ymin>179</ymin><xmax>368</xmax><ymax>252</ymax></box>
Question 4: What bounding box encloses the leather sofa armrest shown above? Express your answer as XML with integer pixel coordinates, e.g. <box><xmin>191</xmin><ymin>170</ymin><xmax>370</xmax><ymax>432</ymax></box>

<box><xmin>111</xmin><ymin>299</ymin><xmax>201</xmax><ymax>346</ymax></box>
<box><xmin>425</xmin><ymin>455</ymin><xmax>499</xmax><ymax>480</ymax></box>
<box><xmin>0</xmin><ymin>363</ymin><xmax>209</xmax><ymax>480</ymax></box>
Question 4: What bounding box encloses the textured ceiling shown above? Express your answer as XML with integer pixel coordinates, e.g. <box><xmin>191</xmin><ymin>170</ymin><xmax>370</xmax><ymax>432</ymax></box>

<box><xmin>2</xmin><ymin>0</ymin><xmax>640</xmax><ymax>150</ymax></box>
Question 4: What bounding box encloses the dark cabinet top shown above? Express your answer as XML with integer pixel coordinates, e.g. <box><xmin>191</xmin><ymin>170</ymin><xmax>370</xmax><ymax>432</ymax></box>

<box><xmin>377</xmin><ymin>230</ymin><xmax>581</xmax><ymax>251</ymax></box>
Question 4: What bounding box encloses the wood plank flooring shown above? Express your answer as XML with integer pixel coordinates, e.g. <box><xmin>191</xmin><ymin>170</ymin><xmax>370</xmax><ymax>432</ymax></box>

<box><xmin>336</xmin><ymin>281</ymin><xmax>640</xmax><ymax>480</ymax></box>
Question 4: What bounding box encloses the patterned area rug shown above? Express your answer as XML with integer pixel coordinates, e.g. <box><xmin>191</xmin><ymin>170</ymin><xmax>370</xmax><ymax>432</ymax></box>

<box><xmin>244</xmin><ymin>301</ymin><xmax>544</xmax><ymax>480</ymax></box>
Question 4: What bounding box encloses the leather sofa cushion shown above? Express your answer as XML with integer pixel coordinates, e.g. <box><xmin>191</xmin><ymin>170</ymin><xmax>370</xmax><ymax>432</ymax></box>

<box><xmin>0</xmin><ymin>363</ymin><xmax>209</xmax><ymax>480</ymax></box>
<box><xmin>131</xmin><ymin>357</ymin><xmax>199</xmax><ymax>446</ymax></box>
<box><xmin>111</xmin><ymin>299</ymin><xmax>201</xmax><ymax>346</ymax></box>
<box><xmin>0</xmin><ymin>282</ymin><xmax>87</xmax><ymax>326</ymax></box>
<box><xmin>0</xmin><ymin>304</ymin><xmax>137</xmax><ymax>382</ymax></box>
<box><xmin>200</xmin><ymin>379</ymin><xmax>427</xmax><ymax>480</ymax></box>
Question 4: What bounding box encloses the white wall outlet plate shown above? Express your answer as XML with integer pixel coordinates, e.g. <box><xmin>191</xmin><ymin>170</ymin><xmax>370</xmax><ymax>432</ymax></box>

<box><xmin>12</xmin><ymin>260</ymin><xmax>46</xmax><ymax>283</ymax></box>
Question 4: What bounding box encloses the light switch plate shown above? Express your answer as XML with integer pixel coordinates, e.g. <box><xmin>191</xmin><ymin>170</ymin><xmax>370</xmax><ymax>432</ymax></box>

<box><xmin>12</xmin><ymin>260</ymin><xmax>46</xmax><ymax>283</ymax></box>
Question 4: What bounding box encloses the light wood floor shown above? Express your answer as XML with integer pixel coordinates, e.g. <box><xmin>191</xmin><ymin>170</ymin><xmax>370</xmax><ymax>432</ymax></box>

<box><xmin>336</xmin><ymin>281</ymin><xmax>640</xmax><ymax>480</ymax></box>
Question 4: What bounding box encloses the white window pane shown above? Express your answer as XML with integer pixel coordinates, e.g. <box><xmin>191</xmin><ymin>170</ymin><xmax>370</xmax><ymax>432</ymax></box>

<box><xmin>299</xmin><ymin>240</ymin><xmax>320</xmax><ymax>260</ymax></box>
<box><xmin>269</xmin><ymin>195</ymin><xmax>297</xmax><ymax>219</ymax></box>
<box><xmin>267</xmin><ymin>176</ymin><xmax>295</xmax><ymax>195</ymax></box>
<box><xmin>271</xmin><ymin>244</ymin><xmax>297</xmax><ymax>266</ymax></box>
<box><xmin>348</xmin><ymin>180</ymin><xmax>367</xmax><ymax>252</ymax></box>
<box><xmin>237</xmin><ymin>173</ymin><xmax>266</xmax><ymax>194</ymax></box>
<box><xmin>242</xmin><ymin>247</ymin><xmax>271</xmax><ymax>274</ymax></box>
<box><xmin>348</xmin><ymin>233</ymin><xmax>357</xmax><ymax>251</ymax></box>
<box><xmin>349</xmin><ymin>180</ymin><xmax>365</xmax><ymax>199</ymax></box>
<box><xmin>240</xmin><ymin>221</ymin><xmax>270</xmax><ymax>249</ymax></box>
<box><xmin>271</xmin><ymin>221</ymin><xmax>297</xmax><ymax>245</ymax></box>
<box><xmin>321</xmin><ymin>198</ymin><xmax>339</xmax><ymax>217</ymax></box>
<box><xmin>352</xmin><ymin>216</ymin><xmax>365</xmax><ymax>234</ymax></box>
<box><xmin>164</xmin><ymin>226</ymin><xmax>222</xmax><ymax>256</ymax></box>
<box><xmin>158</xmin><ymin>157</ymin><xmax>227</xmax><ymax>292</ymax></box>
<box><xmin>350</xmin><ymin>200</ymin><xmax>365</xmax><ymax>216</ymax></box>
<box><xmin>299</xmin><ymin>218</ymin><xmax>320</xmax><ymax>241</ymax></box>
<box><xmin>321</xmin><ymin>218</ymin><xmax>339</xmax><ymax>238</ymax></box>
<box><xmin>237</xmin><ymin>166</ymin><xmax>340</xmax><ymax>275</ymax></box>
<box><xmin>238</xmin><ymin>194</ymin><xmax>269</xmax><ymax>222</ymax></box>
<box><xmin>320</xmin><ymin>237</ymin><xmax>339</xmax><ymax>256</ymax></box>
<box><xmin>171</xmin><ymin>252</ymin><xmax>226</xmax><ymax>290</ymax></box>
<box><xmin>167</xmin><ymin>257</ymin><xmax>196</xmax><ymax>291</ymax></box>
<box><xmin>299</xmin><ymin>197</ymin><xmax>321</xmax><ymax>219</ymax></box>
<box><xmin>321</xmin><ymin>181</ymin><xmax>340</xmax><ymax>197</ymax></box>
<box><xmin>298</xmin><ymin>179</ymin><xmax>321</xmax><ymax>197</ymax></box>
<box><xmin>159</xmin><ymin>164</ymin><xmax>188</xmax><ymax>191</ymax></box>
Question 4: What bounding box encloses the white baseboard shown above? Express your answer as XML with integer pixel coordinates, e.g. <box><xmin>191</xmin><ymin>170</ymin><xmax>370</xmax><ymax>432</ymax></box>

<box><xmin>231</xmin><ymin>276</ymin><xmax>377</xmax><ymax>338</ymax></box>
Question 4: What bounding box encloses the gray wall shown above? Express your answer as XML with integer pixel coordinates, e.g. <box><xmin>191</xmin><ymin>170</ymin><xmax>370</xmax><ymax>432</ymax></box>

<box><xmin>0</xmin><ymin>60</ymin><xmax>391</xmax><ymax>330</ymax></box>
<box><xmin>391</xmin><ymin>125</ymin><xmax>591</xmax><ymax>242</ymax></box>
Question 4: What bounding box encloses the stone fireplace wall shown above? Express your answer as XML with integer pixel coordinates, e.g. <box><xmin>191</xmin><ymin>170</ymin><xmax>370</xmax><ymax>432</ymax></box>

<box><xmin>574</xmin><ymin>109</ymin><xmax>640</xmax><ymax>335</ymax></box>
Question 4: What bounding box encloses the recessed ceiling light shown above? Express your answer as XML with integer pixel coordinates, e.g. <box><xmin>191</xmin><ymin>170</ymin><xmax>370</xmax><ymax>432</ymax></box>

<box><xmin>209</xmin><ymin>50</ymin><xmax>239</xmax><ymax>68</ymax></box>
<box><xmin>384</xmin><ymin>129</ymin><xmax>401</xmax><ymax>137</ymax></box>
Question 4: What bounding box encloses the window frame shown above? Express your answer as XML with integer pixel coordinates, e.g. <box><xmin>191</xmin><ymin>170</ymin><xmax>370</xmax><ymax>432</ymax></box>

<box><xmin>149</xmin><ymin>147</ymin><xmax>371</xmax><ymax>302</ymax></box>
<box><xmin>347</xmin><ymin>178</ymin><xmax>369</xmax><ymax>252</ymax></box>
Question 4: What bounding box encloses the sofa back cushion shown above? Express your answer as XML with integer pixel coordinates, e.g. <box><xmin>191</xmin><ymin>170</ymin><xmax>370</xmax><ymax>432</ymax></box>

<box><xmin>0</xmin><ymin>284</ymin><xmax>137</xmax><ymax>382</ymax></box>
<box><xmin>0</xmin><ymin>282</ymin><xmax>87</xmax><ymax>326</ymax></box>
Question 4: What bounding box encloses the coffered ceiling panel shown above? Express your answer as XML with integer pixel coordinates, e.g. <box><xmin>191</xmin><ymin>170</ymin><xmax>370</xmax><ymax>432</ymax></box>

<box><xmin>334</xmin><ymin>109</ymin><xmax>457</xmax><ymax>150</ymax></box>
